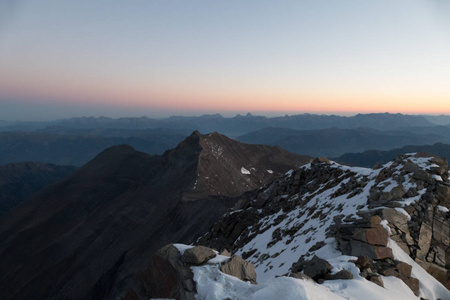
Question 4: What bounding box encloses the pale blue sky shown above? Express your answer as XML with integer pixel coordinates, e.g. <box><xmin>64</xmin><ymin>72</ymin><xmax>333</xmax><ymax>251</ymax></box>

<box><xmin>1</xmin><ymin>0</ymin><xmax>450</xmax><ymax>120</ymax></box>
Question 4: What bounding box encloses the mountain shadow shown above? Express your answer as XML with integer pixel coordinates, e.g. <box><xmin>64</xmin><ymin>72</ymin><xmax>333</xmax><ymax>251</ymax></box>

<box><xmin>0</xmin><ymin>162</ymin><xmax>77</xmax><ymax>216</ymax></box>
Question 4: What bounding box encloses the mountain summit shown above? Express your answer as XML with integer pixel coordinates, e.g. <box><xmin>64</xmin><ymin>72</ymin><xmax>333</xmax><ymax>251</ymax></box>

<box><xmin>181</xmin><ymin>131</ymin><xmax>308</xmax><ymax>201</ymax></box>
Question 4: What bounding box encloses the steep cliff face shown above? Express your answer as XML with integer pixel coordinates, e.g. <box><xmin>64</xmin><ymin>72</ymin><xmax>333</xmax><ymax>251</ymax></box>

<box><xmin>0</xmin><ymin>131</ymin><xmax>310</xmax><ymax>300</ymax></box>
<box><xmin>198</xmin><ymin>153</ymin><xmax>450</xmax><ymax>299</ymax></box>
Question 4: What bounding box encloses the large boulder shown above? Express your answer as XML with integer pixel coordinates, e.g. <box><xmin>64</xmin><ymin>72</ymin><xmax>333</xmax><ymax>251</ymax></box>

<box><xmin>137</xmin><ymin>244</ymin><xmax>199</xmax><ymax>300</ymax></box>
<box><xmin>182</xmin><ymin>246</ymin><xmax>216</xmax><ymax>265</ymax></box>
<box><xmin>220</xmin><ymin>255</ymin><xmax>257</xmax><ymax>284</ymax></box>
<box><xmin>291</xmin><ymin>255</ymin><xmax>332</xmax><ymax>281</ymax></box>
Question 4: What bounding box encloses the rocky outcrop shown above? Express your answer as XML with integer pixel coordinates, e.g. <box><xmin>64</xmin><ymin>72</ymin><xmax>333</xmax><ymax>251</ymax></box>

<box><xmin>199</xmin><ymin>152</ymin><xmax>450</xmax><ymax>296</ymax></box>
<box><xmin>337</xmin><ymin>222</ymin><xmax>393</xmax><ymax>260</ymax></box>
<box><xmin>128</xmin><ymin>244</ymin><xmax>257</xmax><ymax>300</ymax></box>
<box><xmin>375</xmin><ymin>155</ymin><xmax>450</xmax><ymax>289</ymax></box>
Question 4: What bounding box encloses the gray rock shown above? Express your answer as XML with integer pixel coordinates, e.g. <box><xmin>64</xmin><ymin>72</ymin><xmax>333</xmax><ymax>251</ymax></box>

<box><xmin>382</xmin><ymin>208</ymin><xmax>409</xmax><ymax>233</ymax></box>
<box><xmin>355</xmin><ymin>256</ymin><xmax>373</xmax><ymax>269</ymax></box>
<box><xmin>350</xmin><ymin>240</ymin><xmax>393</xmax><ymax>260</ymax></box>
<box><xmin>326</xmin><ymin>270</ymin><xmax>354</xmax><ymax>280</ymax></box>
<box><xmin>293</xmin><ymin>255</ymin><xmax>332</xmax><ymax>281</ymax></box>
<box><xmin>417</xmin><ymin>223</ymin><xmax>432</xmax><ymax>261</ymax></box>
<box><xmin>141</xmin><ymin>244</ymin><xmax>196</xmax><ymax>300</ymax></box>
<box><xmin>220</xmin><ymin>255</ymin><xmax>257</xmax><ymax>284</ymax></box>
<box><xmin>368</xmin><ymin>274</ymin><xmax>384</xmax><ymax>287</ymax></box>
<box><xmin>396</xmin><ymin>262</ymin><xmax>412</xmax><ymax>277</ymax></box>
<box><xmin>182</xmin><ymin>246</ymin><xmax>216</xmax><ymax>265</ymax></box>
<box><xmin>412</xmin><ymin>169</ymin><xmax>433</xmax><ymax>184</ymax></box>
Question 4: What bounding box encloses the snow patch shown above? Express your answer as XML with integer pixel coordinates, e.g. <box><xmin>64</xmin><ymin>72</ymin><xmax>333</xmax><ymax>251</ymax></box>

<box><xmin>173</xmin><ymin>243</ymin><xmax>194</xmax><ymax>255</ymax></box>
<box><xmin>380</xmin><ymin>219</ymin><xmax>392</xmax><ymax>234</ymax></box>
<box><xmin>432</xmin><ymin>175</ymin><xmax>443</xmax><ymax>181</ymax></box>
<box><xmin>193</xmin><ymin>264</ymin><xmax>345</xmax><ymax>300</ymax></box>
<box><xmin>241</xmin><ymin>167</ymin><xmax>251</xmax><ymax>175</ymax></box>
<box><xmin>394</xmin><ymin>208</ymin><xmax>411</xmax><ymax>221</ymax></box>
<box><xmin>267</xmin><ymin>169</ymin><xmax>273</xmax><ymax>174</ymax></box>
<box><xmin>437</xmin><ymin>205</ymin><xmax>449</xmax><ymax>213</ymax></box>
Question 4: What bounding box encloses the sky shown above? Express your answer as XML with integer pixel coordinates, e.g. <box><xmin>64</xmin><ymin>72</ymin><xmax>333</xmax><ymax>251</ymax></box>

<box><xmin>1</xmin><ymin>0</ymin><xmax>450</xmax><ymax>121</ymax></box>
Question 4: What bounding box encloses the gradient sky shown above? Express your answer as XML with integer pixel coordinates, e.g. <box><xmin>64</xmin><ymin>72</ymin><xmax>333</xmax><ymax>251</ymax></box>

<box><xmin>1</xmin><ymin>0</ymin><xmax>450</xmax><ymax>121</ymax></box>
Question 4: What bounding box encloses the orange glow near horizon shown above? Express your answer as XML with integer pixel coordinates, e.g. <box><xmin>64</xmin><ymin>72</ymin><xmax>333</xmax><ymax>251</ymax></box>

<box><xmin>1</xmin><ymin>67</ymin><xmax>450</xmax><ymax>116</ymax></box>
<box><xmin>2</xmin><ymin>80</ymin><xmax>450</xmax><ymax>116</ymax></box>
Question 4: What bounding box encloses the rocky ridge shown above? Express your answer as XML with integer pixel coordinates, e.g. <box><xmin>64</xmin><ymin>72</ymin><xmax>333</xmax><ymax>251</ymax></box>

<box><xmin>198</xmin><ymin>153</ymin><xmax>450</xmax><ymax>299</ymax></box>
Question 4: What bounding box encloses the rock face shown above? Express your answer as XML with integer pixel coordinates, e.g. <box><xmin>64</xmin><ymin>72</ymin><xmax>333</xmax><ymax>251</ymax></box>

<box><xmin>129</xmin><ymin>244</ymin><xmax>257</xmax><ymax>300</ymax></box>
<box><xmin>0</xmin><ymin>132</ymin><xmax>310</xmax><ymax>300</ymax></box>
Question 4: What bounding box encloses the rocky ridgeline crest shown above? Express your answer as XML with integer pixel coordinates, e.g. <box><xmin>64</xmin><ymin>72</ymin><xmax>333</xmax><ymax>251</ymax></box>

<box><xmin>198</xmin><ymin>153</ymin><xmax>450</xmax><ymax>296</ymax></box>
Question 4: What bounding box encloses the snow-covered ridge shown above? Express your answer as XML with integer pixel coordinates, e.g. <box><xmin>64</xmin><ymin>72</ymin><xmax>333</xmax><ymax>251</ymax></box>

<box><xmin>198</xmin><ymin>154</ymin><xmax>450</xmax><ymax>299</ymax></box>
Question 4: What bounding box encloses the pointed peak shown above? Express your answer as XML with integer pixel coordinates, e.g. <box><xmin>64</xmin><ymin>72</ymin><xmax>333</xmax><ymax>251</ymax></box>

<box><xmin>189</xmin><ymin>130</ymin><xmax>203</xmax><ymax>137</ymax></box>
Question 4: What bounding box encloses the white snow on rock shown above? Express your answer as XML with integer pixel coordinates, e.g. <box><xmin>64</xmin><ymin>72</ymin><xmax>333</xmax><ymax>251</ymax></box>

<box><xmin>437</xmin><ymin>205</ymin><xmax>449</xmax><ymax>213</ymax></box>
<box><xmin>236</xmin><ymin>161</ymin><xmax>378</xmax><ymax>282</ymax></box>
<box><xmin>193</xmin><ymin>263</ymin><xmax>345</xmax><ymax>300</ymax></box>
<box><xmin>173</xmin><ymin>243</ymin><xmax>194</xmax><ymax>255</ymax></box>
<box><xmin>241</xmin><ymin>167</ymin><xmax>251</xmax><ymax>175</ymax></box>
<box><xmin>267</xmin><ymin>170</ymin><xmax>273</xmax><ymax>174</ymax></box>
<box><xmin>395</xmin><ymin>207</ymin><xmax>411</xmax><ymax>221</ymax></box>
<box><xmin>191</xmin><ymin>154</ymin><xmax>450</xmax><ymax>299</ymax></box>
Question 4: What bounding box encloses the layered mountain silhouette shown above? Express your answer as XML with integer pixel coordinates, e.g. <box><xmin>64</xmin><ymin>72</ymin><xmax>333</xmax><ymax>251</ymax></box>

<box><xmin>237</xmin><ymin>127</ymin><xmax>447</xmax><ymax>157</ymax></box>
<box><xmin>0</xmin><ymin>113</ymin><xmax>435</xmax><ymax>137</ymax></box>
<box><xmin>334</xmin><ymin>142</ymin><xmax>450</xmax><ymax>167</ymax></box>
<box><xmin>0</xmin><ymin>129</ymin><xmax>188</xmax><ymax>166</ymax></box>
<box><xmin>1</xmin><ymin>113</ymin><xmax>448</xmax><ymax>167</ymax></box>
<box><xmin>0</xmin><ymin>131</ymin><xmax>311</xmax><ymax>300</ymax></box>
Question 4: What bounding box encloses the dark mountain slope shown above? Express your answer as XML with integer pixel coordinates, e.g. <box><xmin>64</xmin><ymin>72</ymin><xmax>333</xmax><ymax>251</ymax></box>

<box><xmin>334</xmin><ymin>142</ymin><xmax>450</xmax><ymax>167</ymax></box>
<box><xmin>0</xmin><ymin>132</ymin><xmax>311</xmax><ymax>300</ymax></box>
<box><xmin>237</xmin><ymin>127</ymin><xmax>447</xmax><ymax>157</ymax></box>
<box><xmin>0</xmin><ymin>162</ymin><xmax>77</xmax><ymax>216</ymax></box>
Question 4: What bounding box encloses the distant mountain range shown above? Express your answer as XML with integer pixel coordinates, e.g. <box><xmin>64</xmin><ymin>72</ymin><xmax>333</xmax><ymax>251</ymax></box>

<box><xmin>333</xmin><ymin>142</ymin><xmax>450</xmax><ymax>167</ymax></box>
<box><xmin>237</xmin><ymin>127</ymin><xmax>449</xmax><ymax>158</ymax></box>
<box><xmin>0</xmin><ymin>113</ymin><xmax>449</xmax><ymax>166</ymax></box>
<box><xmin>0</xmin><ymin>113</ymin><xmax>438</xmax><ymax>137</ymax></box>
<box><xmin>0</xmin><ymin>129</ymin><xmax>189</xmax><ymax>166</ymax></box>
